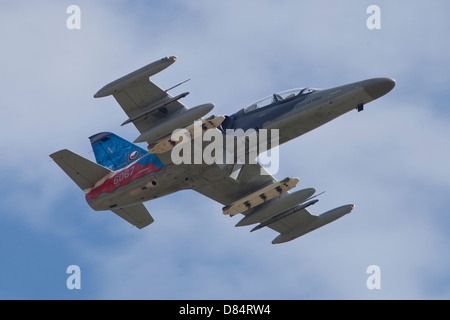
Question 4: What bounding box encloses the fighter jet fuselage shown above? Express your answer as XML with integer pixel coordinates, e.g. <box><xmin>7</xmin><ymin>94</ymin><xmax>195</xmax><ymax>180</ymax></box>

<box><xmin>50</xmin><ymin>56</ymin><xmax>395</xmax><ymax>243</ymax></box>
<box><xmin>85</xmin><ymin>77</ymin><xmax>395</xmax><ymax>212</ymax></box>
<box><xmin>222</xmin><ymin>78</ymin><xmax>395</xmax><ymax>147</ymax></box>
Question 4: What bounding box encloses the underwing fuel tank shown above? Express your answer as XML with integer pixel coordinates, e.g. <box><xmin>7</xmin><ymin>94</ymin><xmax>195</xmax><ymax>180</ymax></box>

<box><xmin>272</xmin><ymin>204</ymin><xmax>355</xmax><ymax>244</ymax></box>
<box><xmin>134</xmin><ymin>103</ymin><xmax>214</xmax><ymax>143</ymax></box>
<box><xmin>236</xmin><ymin>188</ymin><xmax>316</xmax><ymax>227</ymax></box>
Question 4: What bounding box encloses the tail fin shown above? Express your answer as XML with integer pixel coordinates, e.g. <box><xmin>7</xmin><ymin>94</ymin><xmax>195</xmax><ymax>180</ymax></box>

<box><xmin>89</xmin><ymin>132</ymin><xmax>147</xmax><ymax>170</ymax></box>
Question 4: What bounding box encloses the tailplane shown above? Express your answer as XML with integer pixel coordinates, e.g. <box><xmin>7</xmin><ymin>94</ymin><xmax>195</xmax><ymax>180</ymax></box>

<box><xmin>89</xmin><ymin>132</ymin><xmax>147</xmax><ymax>170</ymax></box>
<box><xmin>50</xmin><ymin>149</ymin><xmax>112</xmax><ymax>190</ymax></box>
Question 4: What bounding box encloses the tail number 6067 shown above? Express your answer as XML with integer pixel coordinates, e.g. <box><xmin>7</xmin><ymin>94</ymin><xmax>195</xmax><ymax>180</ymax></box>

<box><xmin>113</xmin><ymin>166</ymin><xmax>135</xmax><ymax>185</ymax></box>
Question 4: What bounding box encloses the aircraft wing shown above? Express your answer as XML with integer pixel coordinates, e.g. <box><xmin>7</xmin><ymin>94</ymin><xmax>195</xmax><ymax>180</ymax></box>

<box><xmin>192</xmin><ymin>163</ymin><xmax>278</xmax><ymax>207</ymax></box>
<box><xmin>191</xmin><ymin>161</ymin><xmax>354</xmax><ymax>243</ymax></box>
<box><xmin>190</xmin><ymin>163</ymin><xmax>298</xmax><ymax>229</ymax></box>
<box><xmin>94</xmin><ymin>56</ymin><xmax>187</xmax><ymax>135</ymax></box>
<box><xmin>94</xmin><ymin>56</ymin><xmax>199</xmax><ymax>143</ymax></box>
<box><xmin>263</xmin><ymin>207</ymin><xmax>316</xmax><ymax>235</ymax></box>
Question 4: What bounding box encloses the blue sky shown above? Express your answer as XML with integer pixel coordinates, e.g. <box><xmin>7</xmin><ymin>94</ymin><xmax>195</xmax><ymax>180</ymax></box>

<box><xmin>1</xmin><ymin>0</ymin><xmax>450</xmax><ymax>299</ymax></box>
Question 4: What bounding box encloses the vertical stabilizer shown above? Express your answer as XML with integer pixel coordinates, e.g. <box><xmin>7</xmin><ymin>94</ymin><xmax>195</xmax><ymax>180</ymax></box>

<box><xmin>89</xmin><ymin>132</ymin><xmax>147</xmax><ymax>170</ymax></box>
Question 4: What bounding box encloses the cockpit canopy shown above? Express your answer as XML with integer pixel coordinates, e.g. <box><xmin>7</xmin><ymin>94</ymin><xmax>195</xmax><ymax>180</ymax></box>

<box><xmin>243</xmin><ymin>88</ymin><xmax>316</xmax><ymax>113</ymax></box>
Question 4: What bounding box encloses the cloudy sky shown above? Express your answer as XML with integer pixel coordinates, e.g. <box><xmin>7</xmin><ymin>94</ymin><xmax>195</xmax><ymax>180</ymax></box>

<box><xmin>1</xmin><ymin>0</ymin><xmax>449</xmax><ymax>299</ymax></box>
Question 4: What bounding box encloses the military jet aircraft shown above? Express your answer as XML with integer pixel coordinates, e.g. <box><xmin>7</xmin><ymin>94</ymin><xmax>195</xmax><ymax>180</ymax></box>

<box><xmin>50</xmin><ymin>56</ymin><xmax>395</xmax><ymax>244</ymax></box>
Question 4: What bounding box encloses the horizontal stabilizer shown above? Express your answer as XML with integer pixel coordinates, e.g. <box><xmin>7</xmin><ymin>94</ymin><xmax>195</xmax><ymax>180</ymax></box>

<box><xmin>111</xmin><ymin>203</ymin><xmax>154</xmax><ymax>229</ymax></box>
<box><xmin>50</xmin><ymin>149</ymin><xmax>111</xmax><ymax>190</ymax></box>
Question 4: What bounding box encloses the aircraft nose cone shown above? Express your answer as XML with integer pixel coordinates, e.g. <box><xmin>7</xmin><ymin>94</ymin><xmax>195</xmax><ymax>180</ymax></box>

<box><xmin>362</xmin><ymin>77</ymin><xmax>396</xmax><ymax>99</ymax></box>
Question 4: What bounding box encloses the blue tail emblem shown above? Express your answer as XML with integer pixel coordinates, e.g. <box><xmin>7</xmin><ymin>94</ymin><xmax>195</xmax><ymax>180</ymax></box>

<box><xmin>89</xmin><ymin>132</ymin><xmax>148</xmax><ymax>170</ymax></box>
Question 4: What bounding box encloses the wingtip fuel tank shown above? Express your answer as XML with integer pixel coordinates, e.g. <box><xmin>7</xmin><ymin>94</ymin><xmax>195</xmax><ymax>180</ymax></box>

<box><xmin>94</xmin><ymin>56</ymin><xmax>178</xmax><ymax>98</ymax></box>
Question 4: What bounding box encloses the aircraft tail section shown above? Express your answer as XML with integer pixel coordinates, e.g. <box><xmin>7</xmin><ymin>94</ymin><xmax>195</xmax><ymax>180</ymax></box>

<box><xmin>89</xmin><ymin>132</ymin><xmax>147</xmax><ymax>170</ymax></box>
<box><xmin>50</xmin><ymin>149</ymin><xmax>112</xmax><ymax>190</ymax></box>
